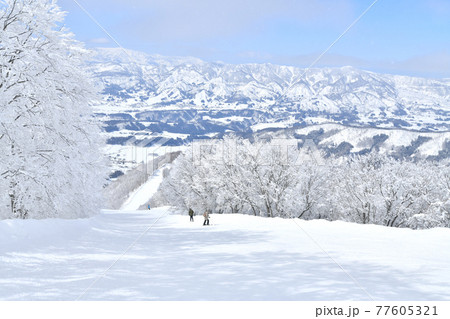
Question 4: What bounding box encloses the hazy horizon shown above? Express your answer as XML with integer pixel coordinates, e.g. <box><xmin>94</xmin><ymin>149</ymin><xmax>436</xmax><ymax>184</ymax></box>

<box><xmin>60</xmin><ymin>0</ymin><xmax>450</xmax><ymax>78</ymax></box>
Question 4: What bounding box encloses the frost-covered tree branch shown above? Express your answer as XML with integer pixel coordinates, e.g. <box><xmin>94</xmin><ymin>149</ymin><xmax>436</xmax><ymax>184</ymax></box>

<box><xmin>0</xmin><ymin>0</ymin><xmax>106</xmax><ymax>219</ymax></box>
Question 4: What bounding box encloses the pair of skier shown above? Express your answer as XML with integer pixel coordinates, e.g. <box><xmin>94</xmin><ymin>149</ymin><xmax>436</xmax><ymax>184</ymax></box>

<box><xmin>188</xmin><ymin>208</ymin><xmax>210</xmax><ymax>226</ymax></box>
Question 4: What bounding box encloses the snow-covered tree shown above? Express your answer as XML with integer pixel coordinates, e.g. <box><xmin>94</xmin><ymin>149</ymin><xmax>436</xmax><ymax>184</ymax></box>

<box><xmin>290</xmin><ymin>158</ymin><xmax>328</xmax><ymax>219</ymax></box>
<box><xmin>0</xmin><ymin>0</ymin><xmax>105</xmax><ymax>219</ymax></box>
<box><xmin>406</xmin><ymin>160</ymin><xmax>450</xmax><ymax>229</ymax></box>
<box><xmin>158</xmin><ymin>142</ymin><xmax>220</xmax><ymax>213</ymax></box>
<box><xmin>155</xmin><ymin>137</ymin><xmax>449</xmax><ymax>229</ymax></box>
<box><xmin>331</xmin><ymin>155</ymin><xmax>449</xmax><ymax>228</ymax></box>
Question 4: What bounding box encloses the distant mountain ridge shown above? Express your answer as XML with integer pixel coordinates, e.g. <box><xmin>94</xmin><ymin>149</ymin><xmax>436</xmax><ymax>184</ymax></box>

<box><xmin>90</xmin><ymin>48</ymin><xmax>450</xmax><ymax>132</ymax></box>
<box><xmin>252</xmin><ymin>123</ymin><xmax>450</xmax><ymax>161</ymax></box>
<box><xmin>91</xmin><ymin>48</ymin><xmax>450</xmax><ymax>172</ymax></box>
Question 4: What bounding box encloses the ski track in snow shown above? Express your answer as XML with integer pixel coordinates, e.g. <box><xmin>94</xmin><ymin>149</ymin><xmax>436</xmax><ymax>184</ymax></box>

<box><xmin>0</xmin><ymin>208</ymin><xmax>450</xmax><ymax>301</ymax></box>
<box><xmin>120</xmin><ymin>168</ymin><xmax>164</xmax><ymax>211</ymax></box>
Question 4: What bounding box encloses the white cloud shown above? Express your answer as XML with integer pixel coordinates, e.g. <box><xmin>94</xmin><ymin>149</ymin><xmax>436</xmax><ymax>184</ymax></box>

<box><xmin>385</xmin><ymin>52</ymin><xmax>450</xmax><ymax>78</ymax></box>
<box><xmin>106</xmin><ymin>0</ymin><xmax>354</xmax><ymax>41</ymax></box>
<box><xmin>89</xmin><ymin>37</ymin><xmax>110</xmax><ymax>44</ymax></box>
<box><xmin>424</xmin><ymin>0</ymin><xmax>450</xmax><ymax>15</ymax></box>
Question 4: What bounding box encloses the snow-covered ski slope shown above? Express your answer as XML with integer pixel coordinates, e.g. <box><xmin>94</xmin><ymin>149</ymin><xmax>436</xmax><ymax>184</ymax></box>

<box><xmin>120</xmin><ymin>168</ymin><xmax>164</xmax><ymax>211</ymax></box>
<box><xmin>1</xmin><ymin>208</ymin><xmax>449</xmax><ymax>300</ymax></box>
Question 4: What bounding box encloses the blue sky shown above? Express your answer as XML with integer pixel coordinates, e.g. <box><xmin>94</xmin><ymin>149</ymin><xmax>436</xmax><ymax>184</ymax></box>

<box><xmin>58</xmin><ymin>0</ymin><xmax>450</xmax><ymax>78</ymax></box>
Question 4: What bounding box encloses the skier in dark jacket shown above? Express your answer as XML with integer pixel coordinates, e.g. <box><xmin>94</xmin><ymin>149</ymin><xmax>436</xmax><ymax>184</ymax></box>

<box><xmin>189</xmin><ymin>208</ymin><xmax>194</xmax><ymax>222</ymax></box>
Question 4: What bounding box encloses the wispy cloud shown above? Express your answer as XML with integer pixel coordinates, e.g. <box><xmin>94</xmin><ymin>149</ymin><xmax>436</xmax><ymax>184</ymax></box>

<box><xmin>385</xmin><ymin>51</ymin><xmax>450</xmax><ymax>78</ymax></box>
<box><xmin>424</xmin><ymin>0</ymin><xmax>450</xmax><ymax>15</ymax></box>
<box><xmin>109</xmin><ymin>0</ymin><xmax>354</xmax><ymax>41</ymax></box>
<box><xmin>89</xmin><ymin>37</ymin><xmax>110</xmax><ymax>44</ymax></box>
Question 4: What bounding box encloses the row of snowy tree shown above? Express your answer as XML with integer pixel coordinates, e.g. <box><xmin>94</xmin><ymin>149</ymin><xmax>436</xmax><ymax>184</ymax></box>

<box><xmin>0</xmin><ymin>0</ymin><xmax>105</xmax><ymax>219</ymax></box>
<box><xmin>155</xmin><ymin>137</ymin><xmax>450</xmax><ymax>229</ymax></box>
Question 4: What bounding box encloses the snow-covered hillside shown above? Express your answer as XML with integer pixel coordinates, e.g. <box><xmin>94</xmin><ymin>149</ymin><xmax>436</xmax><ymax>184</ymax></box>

<box><xmin>1</xmin><ymin>208</ymin><xmax>449</xmax><ymax>300</ymax></box>
<box><xmin>298</xmin><ymin>124</ymin><xmax>450</xmax><ymax>158</ymax></box>
<box><xmin>255</xmin><ymin>123</ymin><xmax>450</xmax><ymax>160</ymax></box>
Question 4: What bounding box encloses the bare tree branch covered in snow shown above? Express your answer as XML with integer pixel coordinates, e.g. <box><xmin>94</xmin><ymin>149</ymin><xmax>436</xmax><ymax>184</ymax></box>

<box><xmin>0</xmin><ymin>0</ymin><xmax>106</xmax><ymax>219</ymax></box>
<box><xmin>156</xmin><ymin>137</ymin><xmax>450</xmax><ymax>229</ymax></box>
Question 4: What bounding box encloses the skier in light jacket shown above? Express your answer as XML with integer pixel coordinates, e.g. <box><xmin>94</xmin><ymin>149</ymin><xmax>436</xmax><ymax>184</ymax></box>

<box><xmin>203</xmin><ymin>210</ymin><xmax>210</xmax><ymax>226</ymax></box>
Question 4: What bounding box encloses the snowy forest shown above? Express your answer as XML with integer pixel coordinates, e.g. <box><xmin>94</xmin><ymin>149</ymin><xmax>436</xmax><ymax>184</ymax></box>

<box><xmin>156</xmin><ymin>137</ymin><xmax>450</xmax><ymax>229</ymax></box>
<box><xmin>1</xmin><ymin>0</ymin><xmax>450</xmax><ymax>232</ymax></box>
<box><xmin>0</xmin><ymin>0</ymin><xmax>105</xmax><ymax>219</ymax></box>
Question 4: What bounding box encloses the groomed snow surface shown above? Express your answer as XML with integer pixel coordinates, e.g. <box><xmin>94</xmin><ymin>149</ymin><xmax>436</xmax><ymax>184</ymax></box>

<box><xmin>120</xmin><ymin>168</ymin><xmax>164</xmax><ymax>211</ymax></box>
<box><xmin>1</xmin><ymin>208</ymin><xmax>449</xmax><ymax>301</ymax></box>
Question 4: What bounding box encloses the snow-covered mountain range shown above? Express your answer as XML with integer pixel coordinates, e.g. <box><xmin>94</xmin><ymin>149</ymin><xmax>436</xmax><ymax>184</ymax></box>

<box><xmin>91</xmin><ymin>48</ymin><xmax>450</xmax><ymax>131</ymax></box>
<box><xmin>90</xmin><ymin>48</ymin><xmax>450</xmax><ymax>167</ymax></box>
